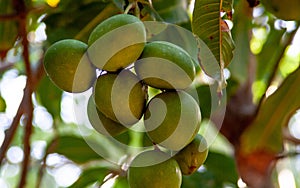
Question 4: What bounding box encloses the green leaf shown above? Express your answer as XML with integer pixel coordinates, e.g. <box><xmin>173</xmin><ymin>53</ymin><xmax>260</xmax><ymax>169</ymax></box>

<box><xmin>192</xmin><ymin>0</ymin><xmax>235</xmax><ymax>88</ymax></box>
<box><xmin>36</xmin><ymin>76</ymin><xmax>62</xmax><ymax>118</ymax></box>
<box><xmin>147</xmin><ymin>22</ymin><xmax>198</xmax><ymax>63</ymax></box>
<box><xmin>182</xmin><ymin>151</ymin><xmax>238</xmax><ymax>187</ymax></box>
<box><xmin>69</xmin><ymin>167</ymin><xmax>110</xmax><ymax>188</ymax></box>
<box><xmin>113</xmin><ymin>176</ymin><xmax>130</xmax><ymax>188</ymax></box>
<box><xmin>46</xmin><ymin>135</ymin><xmax>104</xmax><ymax>164</ymax></box>
<box><xmin>186</xmin><ymin>84</ymin><xmax>211</xmax><ymax>119</ymax></box>
<box><xmin>182</xmin><ymin>171</ymin><xmax>220</xmax><ymax>188</ymax></box>
<box><xmin>151</xmin><ymin>0</ymin><xmax>190</xmax><ymax>24</ymax></box>
<box><xmin>43</xmin><ymin>2</ymin><xmax>118</xmax><ymax>44</ymax></box>
<box><xmin>241</xmin><ymin>67</ymin><xmax>300</xmax><ymax>154</ymax></box>
<box><xmin>0</xmin><ymin>94</ymin><xmax>6</xmax><ymax>112</ymax></box>
<box><xmin>204</xmin><ymin>151</ymin><xmax>239</xmax><ymax>185</ymax></box>
<box><xmin>253</xmin><ymin>25</ymin><xmax>294</xmax><ymax>102</ymax></box>
<box><xmin>229</xmin><ymin>0</ymin><xmax>252</xmax><ymax>83</ymax></box>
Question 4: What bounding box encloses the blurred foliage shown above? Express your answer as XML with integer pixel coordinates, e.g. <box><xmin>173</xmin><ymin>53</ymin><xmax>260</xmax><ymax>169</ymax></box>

<box><xmin>0</xmin><ymin>0</ymin><xmax>299</xmax><ymax>187</ymax></box>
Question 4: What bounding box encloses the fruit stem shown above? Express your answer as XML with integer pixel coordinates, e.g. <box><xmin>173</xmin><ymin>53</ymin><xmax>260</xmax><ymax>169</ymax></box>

<box><xmin>124</xmin><ymin>3</ymin><xmax>134</xmax><ymax>14</ymax></box>
<box><xmin>154</xmin><ymin>144</ymin><xmax>161</xmax><ymax>151</ymax></box>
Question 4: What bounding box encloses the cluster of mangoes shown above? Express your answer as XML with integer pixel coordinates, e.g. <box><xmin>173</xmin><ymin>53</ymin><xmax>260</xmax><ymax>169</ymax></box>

<box><xmin>43</xmin><ymin>14</ymin><xmax>208</xmax><ymax>188</ymax></box>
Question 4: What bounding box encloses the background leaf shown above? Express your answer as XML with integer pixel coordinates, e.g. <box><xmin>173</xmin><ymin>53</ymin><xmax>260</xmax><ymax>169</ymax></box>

<box><xmin>69</xmin><ymin>167</ymin><xmax>111</xmax><ymax>188</ymax></box>
<box><xmin>113</xmin><ymin>176</ymin><xmax>130</xmax><ymax>188</ymax></box>
<box><xmin>241</xmin><ymin>67</ymin><xmax>300</xmax><ymax>154</ymax></box>
<box><xmin>36</xmin><ymin>76</ymin><xmax>62</xmax><ymax>118</ymax></box>
<box><xmin>0</xmin><ymin>94</ymin><xmax>6</xmax><ymax>112</ymax></box>
<box><xmin>229</xmin><ymin>0</ymin><xmax>252</xmax><ymax>83</ymax></box>
<box><xmin>43</xmin><ymin>2</ymin><xmax>119</xmax><ymax>44</ymax></box>
<box><xmin>151</xmin><ymin>0</ymin><xmax>190</xmax><ymax>24</ymax></box>
<box><xmin>253</xmin><ymin>24</ymin><xmax>296</xmax><ymax>102</ymax></box>
<box><xmin>204</xmin><ymin>151</ymin><xmax>239</xmax><ymax>185</ymax></box>
<box><xmin>182</xmin><ymin>151</ymin><xmax>238</xmax><ymax>187</ymax></box>
<box><xmin>46</xmin><ymin>135</ymin><xmax>104</xmax><ymax>164</ymax></box>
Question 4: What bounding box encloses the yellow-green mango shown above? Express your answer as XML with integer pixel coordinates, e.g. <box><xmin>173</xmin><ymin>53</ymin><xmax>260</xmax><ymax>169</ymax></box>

<box><xmin>135</xmin><ymin>41</ymin><xmax>196</xmax><ymax>90</ymax></box>
<box><xmin>173</xmin><ymin>134</ymin><xmax>208</xmax><ymax>175</ymax></box>
<box><xmin>43</xmin><ymin>39</ymin><xmax>96</xmax><ymax>93</ymax></box>
<box><xmin>144</xmin><ymin>91</ymin><xmax>201</xmax><ymax>151</ymax></box>
<box><xmin>88</xmin><ymin>14</ymin><xmax>146</xmax><ymax>72</ymax></box>
<box><xmin>87</xmin><ymin>95</ymin><xmax>127</xmax><ymax>137</ymax></box>
<box><xmin>128</xmin><ymin>150</ymin><xmax>182</xmax><ymax>188</ymax></box>
<box><xmin>93</xmin><ymin>70</ymin><xmax>146</xmax><ymax>126</ymax></box>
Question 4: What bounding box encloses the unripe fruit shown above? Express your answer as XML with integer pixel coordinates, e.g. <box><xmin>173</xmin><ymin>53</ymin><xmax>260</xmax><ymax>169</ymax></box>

<box><xmin>87</xmin><ymin>95</ymin><xmax>127</xmax><ymax>137</ymax></box>
<box><xmin>128</xmin><ymin>150</ymin><xmax>182</xmax><ymax>188</ymax></box>
<box><xmin>43</xmin><ymin>39</ymin><xmax>96</xmax><ymax>93</ymax></box>
<box><xmin>134</xmin><ymin>41</ymin><xmax>196</xmax><ymax>90</ymax></box>
<box><xmin>88</xmin><ymin>14</ymin><xmax>146</xmax><ymax>72</ymax></box>
<box><xmin>173</xmin><ymin>134</ymin><xmax>208</xmax><ymax>175</ymax></box>
<box><xmin>144</xmin><ymin>91</ymin><xmax>201</xmax><ymax>151</ymax></box>
<box><xmin>261</xmin><ymin>0</ymin><xmax>300</xmax><ymax>20</ymax></box>
<box><xmin>93</xmin><ymin>70</ymin><xmax>146</xmax><ymax>126</ymax></box>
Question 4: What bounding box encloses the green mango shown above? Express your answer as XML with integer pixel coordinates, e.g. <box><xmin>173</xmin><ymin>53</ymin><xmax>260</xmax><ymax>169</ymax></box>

<box><xmin>87</xmin><ymin>95</ymin><xmax>127</xmax><ymax>137</ymax></box>
<box><xmin>144</xmin><ymin>91</ymin><xmax>201</xmax><ymax>151</ymax></box>
<box><xmin>135</xmin><ymin>41</ymin><xmax>196</xmax><ymax>90</ymax></box>
<box><xmin>93</xmin><ymin>70</ymin><xmax>147</xmax><ymax>126</ymax></box>
<box><xmin>88</xmin><ymin>14</ymin><xmax>146</xmax><ymax>72</ymax></box>
<box><xmin>43</xmin><ymin>39</ymin><xmax>96</xmax><ymax>93</ymax></box>
<box><xmin>128</xmin><ymin>150</ymin><xmax>182</xmax><ymax>188</ymax></box>
<box><xmin>173</xmin><ymin>134</ymin><xmax>208</xmax><ymax>175</ymax></box>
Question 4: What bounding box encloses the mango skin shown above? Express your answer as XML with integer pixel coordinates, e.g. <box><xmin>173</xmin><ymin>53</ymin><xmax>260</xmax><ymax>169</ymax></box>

<box><xmin>43</xmin><ymin>39</ymin><xmax>96</xmax><ymax>93</ymax></box>
<box><xmin>144</xmin><ymin>91</ymin><xmax>201</xmax><ymax>151</ymax></box>
<box><xmin>261</xmin><ymin>0</ymin><xmax>300</xmax><ymax>20</ymax></box>
<box><xmin>173</xmin><ymin>134</ymin><xmax>208</xmax><ymax>175</ymax></box>
<box><xmin>88</xmin><ymin>14</ymin><xmax>146</xmax><ymax>72</ymax></box>
<box><xmin>87</xmin><ymin>95</ymin><xmax>127</xmax><ymax>137</ymax></box>
<box><xmin>134</xmin><ymin>41</ymin><xmax>196</xmax><ymax>90</ymax></box>
<box><xmin>128</xmin><ymin>150</ymin><xmax>182</xmax><ymax>188</ymax></box>
<box><xmin>93</xmin><ymin>70</ymin><xmax>146</xmax><ymax>126</ymax></box>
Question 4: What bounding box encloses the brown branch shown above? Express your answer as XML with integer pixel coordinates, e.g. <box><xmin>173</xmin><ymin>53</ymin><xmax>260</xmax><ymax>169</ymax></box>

<box><xmin>16</xmin><ymin>0</ymin><xmax>34</xmax><ymax>186</ymax></box>
<box><xmin>36</xmin><ymin>156</ymin><xmax>47</xmax><ymax>188</ymax></box>
<box><xmin>0</xmin><ymin>57</ymin><xmax>45</xmax><ymax>169</ymax></box>
<box><xmin>276</xmin><ymin>151</ymin><xmax>300</xmax><ymax>160</ymax></box>
<box><xmin>17</xmin><ymin>85</ymin><xmax>33</xmax><ymax>188</ymax></box>
<box><xmin>0</xmin><ymin>101</ymin><xmax>24</xmax><ymax>164</ymax></box>
<box><xmin>283</xmin><ymin>128</ymin><xmax>300</xmax><ymax>145</ymax></box>
<box><xmin>0</xmin><ymin>62</ymin><xmax>15</xmax><ymax>73</ymax></box>
<box><xmin>0</xmin><ymin>13</ymin><xmax>19</xmax><ymax>21</ymax></box>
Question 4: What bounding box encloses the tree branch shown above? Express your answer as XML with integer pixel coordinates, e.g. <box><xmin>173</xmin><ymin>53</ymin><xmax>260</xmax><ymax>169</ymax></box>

<box><xmin>0</xmin><ymin>13</ymin><xmax>19</xmax><ymax>21</ymax></box>
<box><xmin>15</xmin><ymin>0</ymin><xmax>34</xmax><ymax>187</ymax></box>
<box><xmin>0</xmin><ymin>101</ymin><xmax>24</xmax><ymax>165</ymax></box>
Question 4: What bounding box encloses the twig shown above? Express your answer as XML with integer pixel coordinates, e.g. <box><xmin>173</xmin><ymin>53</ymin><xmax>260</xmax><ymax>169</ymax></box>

<box><xmin>283</xmin><ymin>128</ymin><xmax>300</xmax><ymax>145</ymax></box>
<box><xmin>35</xmin><ymin>155</ymin><xmax>47</xmax><ymax>188</ymax></box>
<box><xmin>0</xmin><ymin>62</ymin><xmax>14</xmax><ymax>73</ymax></box>
<box><xmin>0</xmin><ymin>100</ymin><xmax>24</xmax><ymax>164</ymax></box>
<box><xmin>276</xmin><ymin>151</ymin><xmax>300</xmax><ymax>160</ymax></box>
